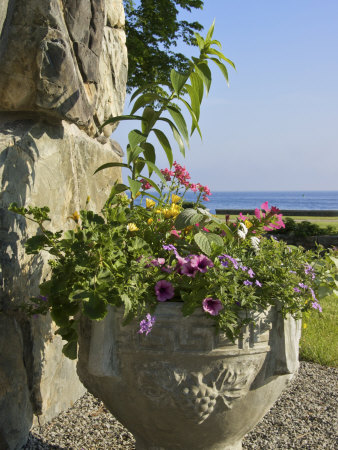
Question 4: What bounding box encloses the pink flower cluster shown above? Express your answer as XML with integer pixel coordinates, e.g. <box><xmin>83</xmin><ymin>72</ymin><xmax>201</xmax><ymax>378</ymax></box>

<box><xmin>140</xmin><ymin>178</ymin><xmax>151</xmax><ymax>190</ymax></box>
<box><xmin>160</xmin><ymin>162</ymin><xmax>212</xmax><ymax>201</ymax></box>
<box><xmin>254</xmin><ymin>201</ymin><xmax>285</xmax><ymax>231</ymax></box>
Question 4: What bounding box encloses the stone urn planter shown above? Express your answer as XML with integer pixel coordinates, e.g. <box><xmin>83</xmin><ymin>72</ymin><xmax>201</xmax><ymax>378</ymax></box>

<box><xmin>77</xmin><ymin>303</ymin><xmax>301</xmax><ymax>450</ymax></box>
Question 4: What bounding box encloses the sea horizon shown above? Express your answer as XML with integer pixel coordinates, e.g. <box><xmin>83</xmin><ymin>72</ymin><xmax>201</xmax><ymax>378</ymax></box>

<box><xmin>140</xmin><ymin>190</ymin><xmax>338</xmax><ymax>214</ymax></box>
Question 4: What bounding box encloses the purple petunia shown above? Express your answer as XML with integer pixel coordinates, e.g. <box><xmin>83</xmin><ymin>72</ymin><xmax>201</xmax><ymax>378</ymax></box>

<box><xmin>255</xmin><ymin>280</ymin><xmax>262</xmax><ymax>287</ymax></box>
<box><xmin>247</xmin><ymin>268</ymin><xmax>255</xmax><ymax>278</ymax></box>
<box><xmin>138</xmin><ymin>314</ymin><xmax>156</xmax><ymax>335</ymax></box>
<box><xmin>202</xmin><ymin>298</ymin><xmax>223</xmax><ymax>316</ymax></box>
<box><xmin>304</xmin><ymin>264</ymin><xmax>315</xmax><ymax>280</ymax></box>
<box><xmin>311</xmin><ymin>301</ymin><xmax>322</xmax><ymax>313</ymax></box>
<box><xmin>180</xmin><ymin>261</ymin><xmax>198</xmax><ymax>277</ymax></box>
<box><xmin>299</xmin><ymin>283</ymin><xmax>308</xmax><ymax>289</ymax></box>
<box><xmin>163</xmin><ymin>244</ymin><xmax>180</xmax><ymax>258</ymax></box>
<box><xmin>243</xmin><ymin>280</ymin><xmax>253</xmax><ymax>286</ymax></box>
<box><xmin>155</xmin><ymin>280</ymin><xmax>175</xmax><ymax>302</ymax></box>
<box><xmin>218</xmin><ymin>254</ymin><xmax>239</xmax><ymax>270</ymax></box>
<box><xmin>293</xmin><ymin>287</ymin><xmax>301</xmax><ymax>293</ymax></box>
<box><xmin>190</xmin><ymin>255</ymin><xmax>214</xmax><ymax>273</ymax></box>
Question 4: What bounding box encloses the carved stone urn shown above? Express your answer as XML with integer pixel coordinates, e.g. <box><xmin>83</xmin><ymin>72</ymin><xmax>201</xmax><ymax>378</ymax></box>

<box><xmin>77</xmin><ymin>303</ymin><xmax>301</xmax><ymax>450</ymax></box>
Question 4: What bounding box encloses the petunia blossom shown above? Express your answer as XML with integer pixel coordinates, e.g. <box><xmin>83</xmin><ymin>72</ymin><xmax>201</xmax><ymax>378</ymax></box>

<box><xmin>202</xmin><ymin>298</ymin><xmax>223</xmax><ymax>316</ymax></box>
<box><xmin>190</xmin><ymin>254</ymin><xmax>214</xmax><ymax>273</ymax></box>
<box><xmin>155</xmin><ymin>280</ymin><xmax>175</xmax><ymax>301</ymax></box>
<box><xmin>138</xmin><ymin>314</ymin><xmax>156</xmax><ymax>335</ymax></box>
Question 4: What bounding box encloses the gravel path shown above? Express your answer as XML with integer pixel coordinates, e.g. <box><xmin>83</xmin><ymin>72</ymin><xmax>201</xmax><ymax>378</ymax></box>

<box><xmin>23</xmin><ymin>361</ymin><xmax>337</xmax><ymax>449</ymax></box>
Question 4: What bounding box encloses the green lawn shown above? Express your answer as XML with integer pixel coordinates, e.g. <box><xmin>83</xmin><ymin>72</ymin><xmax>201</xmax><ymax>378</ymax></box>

<box><xmin>299</xmin><ymin>294</ymin><xmax>338</xmax><ymax>367</ymax></box>
<box><xmin>215</xmin><ymin>214</ymin><xmax>338</xmax><ymax>232</ymax></box>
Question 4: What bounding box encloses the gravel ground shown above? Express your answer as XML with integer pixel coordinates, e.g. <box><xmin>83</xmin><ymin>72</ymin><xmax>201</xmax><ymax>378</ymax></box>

<box><xmin>23</xmin><ymin>361</ymin><xmax>337</xmax><ymax>449</ymax></box>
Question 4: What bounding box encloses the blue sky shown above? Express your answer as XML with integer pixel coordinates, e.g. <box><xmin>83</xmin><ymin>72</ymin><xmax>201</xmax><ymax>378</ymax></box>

<box><xmin>113</xmin><ymin>0</ymin><xmax>338</xmax><ymax>191</ymax></box>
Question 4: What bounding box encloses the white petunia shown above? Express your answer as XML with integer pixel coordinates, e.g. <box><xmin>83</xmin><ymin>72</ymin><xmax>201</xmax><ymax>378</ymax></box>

<box><xmin>251</xmin><ymin>236</ymin><xmax>260</xmax><ymax>252</ymax></box>
<box><xmin>237</xmin><ymin>222</ymin><xmax>248</xmax><ymax>239</ymax></box>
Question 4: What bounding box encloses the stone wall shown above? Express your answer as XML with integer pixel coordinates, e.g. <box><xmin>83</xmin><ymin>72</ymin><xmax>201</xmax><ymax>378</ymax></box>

<box><xmin>0</xmin><ymin>1</ymin><xmax>127</xmax><ymax>449</ymax></box>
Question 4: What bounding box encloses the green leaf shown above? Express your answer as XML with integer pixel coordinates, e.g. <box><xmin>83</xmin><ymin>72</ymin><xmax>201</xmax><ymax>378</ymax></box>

<box><xmin>25</xmin><ymin>235</ymin><xmax>49</xmax><ymax>254</ymax></box>
<box><xmin>141</xmin><ymin>106</ymin><xmax>157</xmax><ymax>134</ymax></box>
<box><xmin>128</xmin><ymin>177</ymin><xmax>142</xmax><ymax>198</ymax></box>
<box><xmin>130</xmin><ymin>93</ymin><xmax>164</xmax><ymax>115</ymax></box>
<box><xmin>174</xmin><ymin>208</ymin><xmax>204</xmax><ymax>230</ymax></box>
<box><xmin>194</xmin><ymin>231</ymin><xmax>224</xmax><ymax>256</ymax></box>
<box><xmin>99</xmin><ymin>114</ymin><xmax>146</xmax><ymax>131</ymax></box>
<box><xmin>207</xmin><ymin>49</ymin><xmax>236</xmax><ymax>70</ymax></box>
<box><xmin>127</xmin><ymin>144</ymin><xmax>144</xmax><ymax>165</ymax></box>
<box><xmin>157</xmin><ymin>117</ymin><xmax>185</xmax><ymax>156</ymax></box>
<box><xmin>209</xmin><ymin>57</ymin><xmax>229</xmax><ymax>85</ymax></box>
<box><xmin>167</xmin><ymin>105</ymin><xmax>189</xmax><ymax>145</ymax></box>
<box><xmin>190</xmin><ymin>72</ymin><xmax>204</xmax><ymax>103</ymax></box>
<box><xmin>133</xmin><ymin>158</ymin><xmax>145</xmax><ymax>178</ymax></box>
<box><xmin>62</xmin><ymin>341</ymin><xmax>77</xmax><ymax>360</ymax></box>
<box><xmin>83</xmin><ymin>292</ymin><xmax>107</xmax><ymax>320</ymax></box>
<box><xmin>194</xmin><ymin>232</ymin><xmax>212</xmax><ymax>256</ymax></box>
<box><xmin>128</xmin><ymin>130</ymin><xmax>146</xmax><ymax>150</ymax></box>
<box><xmin>179</xmin><ymin>98</ymin><xmax>202</xmax><ymax>139</ymax></box>
<box><xmin>144</xmin><ymin>160</ymin><xmax>167</xmax><ymax>185</ymax></box>
<box><xmin>194</xmin><ymin>32</ymin><xmax>205</xmax><ymax>51</ymax></box>
<box><xmin>195</xmin><ymin>63</ymin><xmax>212</xmax><ymax>94</ymax></box>
<box><xmin>138</xmin><ymin>176</ymin><xmax>161</xmax><ymax>195</ymax></box>
<box><xmin>206</xmin><ymin>19</ymin><xmax>215</xmax><ymax>42</ymax></box>
<box><xmin>94</xmin><ymin>162</ymin><xmax>131</xmax><ymax>175</ymax></box>
<box><xmin>152</xmin><ymin>129</ymin><xmax>173</xmax><ymax>167</ymax></box>
<box><xmin>185</xmin><ymin>84</ymin><xmax>200</xmax><ymax>123</ymax></box>
<box><xmin>105</xmin><ymin>183</ymin><xmax>129</xmax><ymax>206</ymax></box>
<box><xmin>170</xmin><ymin>69</ymin><xmax>189</xmax><ymax>96</ymax></box>
<box><xmin>121</xmin><ymin>293</ymin><xmax>132</xmax><ymax>318</ymax></box>
<box><xmin>141</xmin><ymin>142</ymin><xmax>156</xmax><ymax>175</ymax></box>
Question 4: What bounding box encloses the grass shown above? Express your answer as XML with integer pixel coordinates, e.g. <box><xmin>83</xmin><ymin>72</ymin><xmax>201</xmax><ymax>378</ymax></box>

<box><xmin>215</xmin><ymin>214</ymin><xmax>338</xmax><ymax>232</ymax></box>
<box><xmin>299</xmin><ymin>294</ymin><xmax>338</xmax><ymax>367</ymax></box>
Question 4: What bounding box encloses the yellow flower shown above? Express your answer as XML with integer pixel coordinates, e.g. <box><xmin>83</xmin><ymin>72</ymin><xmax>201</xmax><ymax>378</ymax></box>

<box><xmin>171</xmin><ymin>194</ymin><xmax>182</xmax><ymax>204</ymax></box>
<box><xmin>303</xmin><ymin>323</ymin><xmax>307</xmax><ymax>329</ymax></box>
<box><xmin>72</xmin><ymin>211</ymin><xmax>80</xmax><ymax>222</ymax></box>
<box><xmin>155</xmin><ymin>208</ymin><xmax>163</xmax><ymax>214</ymax></box>
<box><xmin>147</xmin><ymin>218</ymin><xmax>153</xmax><ymax>225</ymax></box>
<box><xmin>146</xmin><ymin>198</ymin><xmax>156</xmax><ymax>209</ymax></box>
<box><xmin>127</xmin><ymin>223</ymin><xmax>139</xmax><ymax>232</ymax></box>
<box><xmin>245</xmin><ymin>220</ymin><xmax>253</xmax><ymax>229</ymax></box>
<box><xmin>163</xmin><ymin>208</ymin><xmax>172</xmax><ymax>219</ymax></box>
<box><xmin>134</xmin><ymin>192</ymin><xmax>141</xmax><ymax>199</ymax></box>
<box><xmin>169</xmin><ymin>203</ymin><xmax>181</xmax><ymax>217</ymax></box>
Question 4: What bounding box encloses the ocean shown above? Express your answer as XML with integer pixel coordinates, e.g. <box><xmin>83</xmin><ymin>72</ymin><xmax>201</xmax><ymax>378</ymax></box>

<box><xmin>142</xmin><ymin>191</ymin><xmax>338</xmax><ymax>214</ymax></box>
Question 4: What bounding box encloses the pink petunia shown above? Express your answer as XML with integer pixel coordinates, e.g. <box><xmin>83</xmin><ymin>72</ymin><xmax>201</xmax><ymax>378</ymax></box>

<box><xmin>155</xmin><ymin>280</ymin><xmax>175</xmax><ymax>301</ymax></box>
<box><xmin>202</xmin><ymin>298</ymin><xmax>223</xmax><ymax>316</ymax></box>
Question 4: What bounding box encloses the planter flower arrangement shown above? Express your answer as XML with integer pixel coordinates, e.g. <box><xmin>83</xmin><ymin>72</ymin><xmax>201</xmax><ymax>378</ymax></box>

<box><xmin>9</xmin><ymin>23</ymin><xmax>337</xmax><ymax>360</ymax></box>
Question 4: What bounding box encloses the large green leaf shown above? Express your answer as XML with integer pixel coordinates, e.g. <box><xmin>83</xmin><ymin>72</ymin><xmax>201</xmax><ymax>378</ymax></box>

<box><xmin>25</xmin><ymin>235</ymin><xmax>49</xmax><ymax>254</ymax></box>
<box><xmin>157</xmin><ymin>117</ymin><xmax>185</xmax><ymax>156</ymax></box>
<box><xmin>130</xmin><ymin>92</ymin><xmax>164</xmax><ymax>115</ymax></box>
<box><xmin>167</xmin><ymin>105</ymin><xmax>189</xmax><ymax>145</ymax></box>
<box><xmin>170</xmin><ymin>69</ymin><xmax>189</xmax><ymax>96</ymax></box>
<box><xmin>206</xmin><ymin>20</ymin><xmax>215</xmax><ymax>42</ymax></box>
<box><xmin>140</xmin><ymin>142</ymin><xmax>156</xmax><ymax>176</ymax></box>
<box><xmin>62</xmin><ymin>341</ymin><xmax>77</xmax><ymax>360</ymax></box>
<box><xmin>185</xmin><ymin>84</ymin><xmax>200</xmax><ymax>123</ymax></box>
<box><xmin>141</xmin><ymin>106</ymin><xmax>157</xmax><ymax>134</ymax></box>
<box><xmin>174</xmin><ymin>208</ymin><xmax>204</xmax><ymax>230</ymax></box>
<box><xmin>180</xmin><ymin>98</ymin><xmax>202</xmax><ymax>139</ymax></box>
<box><xmin>128</xmin><ymin>177</ymin><xmax>142</xmax><ymax>198</ymax></box>
<box><xmin>190</xmin><ymin>72</ymin><xmax>204</xmax><ymax>103</ymax></box>
<box><xmin>128</xmin><ymin>130</ymin><xmax>146</xmax><ymax>151</ymax></box>
<box><xmin>209</xmin><ymin>57</ymin><xmax>229</xmax><ymax>85</ymax></box>
<box><xmin>94</xmin><ymin>162</ymin><xmax>131</xmax><ymax>175</ymax></box>
<box><xmin>194</xmin><ymin>231</ymin><xmax>224</xmax><ymax>256</ymax></box>
<box><xmin>152</xmin><ymin>129</ymin><xmax>173</xmax><ymax>167</ymax></box>
<box><xmin>207</xmin><ymin>49</ymin><xmax>236</xmax><ymax>70</ymax></box>
<box><xmin>99</xmin><ymin>114</ymin><xmax>145</xmax><ymax>131</ymax></box>
<box><xmin>121</xmin><ymin>293</ymin><xmax>132</xmax><ymax>318</ymax></box>
<box><xmin>83</xmin><ymin>292</ymin><xmax>107</xmax><ymax>320</ymax></box>
<box><xmin>195</xmin><ymin>62</ymin><xmax>212</xmax><ymax>94</ymax></box>
<box><xmin>194</xmin><ymin>32</ymin><xmax>205</xmax><ymax>51</ymax></box>
<box><xmin>194</xmin><ymin>232</ymin><xmax>212</xmax><ymax>255</ymax></box>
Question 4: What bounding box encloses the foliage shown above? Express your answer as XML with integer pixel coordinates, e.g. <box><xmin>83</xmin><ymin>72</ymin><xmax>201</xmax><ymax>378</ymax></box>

<box><xmin>8</xmin><ymin>24</ymin><xmax>338</xmax><ymax>360</ymax></box>
<box><xmin>300</xmin><ymin>294</ymin><xmax>338</xmax><ymax>367</ymax></box>
<box><xmin>272</xmin><ymin>217</ymin><xmax>337</xmax><ymax>237</ymax></box>
<box><xmin>124</xmin><ymin>0</ymin><xmax>204</xmax><ymax>91</ymax></box>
